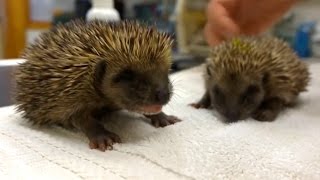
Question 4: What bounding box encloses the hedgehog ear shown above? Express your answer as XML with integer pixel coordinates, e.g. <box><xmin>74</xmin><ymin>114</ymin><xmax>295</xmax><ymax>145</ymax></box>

<box><xmin>94</xmin><ymin>59</ymin><xmax>107</xmax><ymax>84</ymax></box>
<box><xmin>206</xmin><ymin>65</ymin><xmax>212</xmax><ymax>76</ymax></box>
<box><xmin>205</xmin><ymin>58</ymin><xmax>213</xmax><ymax>76</ymax></box>
<box><xmin>262</xmin><ymin>72</ymin><xmax>269</xmax><ymax>85</ymax></box>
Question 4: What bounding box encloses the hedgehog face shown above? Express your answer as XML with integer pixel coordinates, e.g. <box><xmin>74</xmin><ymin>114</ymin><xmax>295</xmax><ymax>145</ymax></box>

<box><xmin>105</xmin><ymin>66</ymin><xmax>172</xmax><ymax>115</ymax></box>
<box><xmin>206</xmin><ymin>66</ymin><xmax>266</xmax><ymax>123</ymax></box>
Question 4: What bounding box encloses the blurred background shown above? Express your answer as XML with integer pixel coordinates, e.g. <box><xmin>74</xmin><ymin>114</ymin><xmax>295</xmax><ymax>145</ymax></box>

<box><xmin>0</xmin><ymin>0</ymin><xmax>319</xmax><ymax>107</ymax></box>
<box><xmin>0</xmin><ymin>0</ymin><xmax>320</xmax><ymax>71</ymax></box>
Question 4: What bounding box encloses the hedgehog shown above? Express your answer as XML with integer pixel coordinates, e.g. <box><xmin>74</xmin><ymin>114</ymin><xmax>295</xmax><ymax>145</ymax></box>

<box><xmin>14</xmin><ymin>19</ymin><xmax>181</xmax><ymax>151</ymax></box>
<box><xmin>190</xmin><ymin>36</ymin><xmax>310</xmax><ymax>123</ymax></box>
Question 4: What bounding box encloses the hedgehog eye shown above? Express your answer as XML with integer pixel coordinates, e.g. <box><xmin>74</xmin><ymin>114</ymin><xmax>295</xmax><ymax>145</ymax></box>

<box><xmin>113</xmin><ymin>69</ymin><xmax>135</xmax><ymax>83</ymax></box>
<box><xmin>245</xmin><ymin>85</ymin><xmax>260</xmax><ymax>95</ymax></box>
<box><xmin>213</xmin><ymin>86</ymin><xmax>225</xmax><ymax>104</ymax></box>
<box><xmin>241</xmin><ymin>85</ymin><xmax>260</xmax><ymax>104</ymax></box>
<box><xmin>213</xmin><ymin>86</ymin><xmax>224</xmax><ymax>98</ymax></box>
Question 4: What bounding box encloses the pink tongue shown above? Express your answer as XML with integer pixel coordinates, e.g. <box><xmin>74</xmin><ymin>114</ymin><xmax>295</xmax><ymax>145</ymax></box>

<box><xmin>142</xmin><ymin>105</ymin><xmax>162</xmax><ymax>113</ymax></box>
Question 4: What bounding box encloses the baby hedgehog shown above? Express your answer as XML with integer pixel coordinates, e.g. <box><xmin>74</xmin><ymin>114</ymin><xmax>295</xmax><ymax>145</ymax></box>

<box><xmin>15</xmin><ymin>20</ymin><xmax>181</xmax><ymax>151</ymax></box>
<box><xmin>191</xmin><ymin>36</ymin><xmax>310</xmax><ymax>123</ymax></box>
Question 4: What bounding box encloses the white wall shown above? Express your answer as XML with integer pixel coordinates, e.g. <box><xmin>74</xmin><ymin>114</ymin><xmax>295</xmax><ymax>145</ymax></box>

<box><xmin>292</xmin><ymin>0</ymin><xmax>320</xmax><ymax>23</ymax></box>
<box><xmin>26</xmin><ymin>0</ymin><xmax>75</xmax><ymax>46</ymax></box>
<box><xmin>123</xmin><ymin>0</ymin><xmax>158</xmax><ymax>18</ymax></box>
<box><xmin>26</xmin><ymin>30</ymin><xmax>47</xmax><ymax>45</ymax></box>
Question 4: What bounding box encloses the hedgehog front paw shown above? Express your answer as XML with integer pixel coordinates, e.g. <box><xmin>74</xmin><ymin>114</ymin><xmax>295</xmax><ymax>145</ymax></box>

<box><xmin>88</xmin><ymin>131</ymin><xmax>121</xmax><ymax>152</ymax></box>
<box><xmin>145</xmin><ymin>112</ymin><xmax>181</xmax><ymax>128</ymax></box>
<box><xmin>252</xmin><ymin>98</ymin><xmax>284</xmax><ymax>122</ymax></box>
<box><xmin>190</xmin><ymin>92</ymin><xmax>211</xmax><ymax>109</ymax></box>
<box><xmin>252</xmin><ymin>109</ymin><xmax>277</xmax><ymax>122</ymax></box>
<box><xmin>151</xmin><ymin>115</ymin><xmax>181</xmax><ymax>128</ymax></box>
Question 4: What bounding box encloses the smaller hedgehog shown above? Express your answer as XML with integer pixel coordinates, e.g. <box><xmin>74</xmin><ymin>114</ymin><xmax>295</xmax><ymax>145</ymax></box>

<box><xmin>15</xmin><ymin>20</ymin><xmax>181</xmax><ymax>151</ymax></box>
<box><xmin>191</xmin><ymin>36</ymin><xmax>310</xmax><ymax>123</ymax></box>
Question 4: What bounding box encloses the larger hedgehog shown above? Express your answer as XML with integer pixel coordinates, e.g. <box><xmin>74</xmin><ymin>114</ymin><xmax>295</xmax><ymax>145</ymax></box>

<box><xmin>15</xmin><ymin>20</ymin><xmax>181</xmax><ymax>151</ymax></box>
<box><xmin>191</xmin><ymin>36</ymin><xmax>310</xmax><ymax>123</ymax></box>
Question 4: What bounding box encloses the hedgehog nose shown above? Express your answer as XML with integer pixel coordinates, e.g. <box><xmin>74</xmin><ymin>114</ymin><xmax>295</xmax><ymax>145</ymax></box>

<box><xmin>155</xmin><ymin>89</ymin><xmax>170</xmax><ymax>104</ymax></box>
<box><xmin>226</xmin><ymin>111</ymin><xmax>239</xmax><ymax>122</ymax></box>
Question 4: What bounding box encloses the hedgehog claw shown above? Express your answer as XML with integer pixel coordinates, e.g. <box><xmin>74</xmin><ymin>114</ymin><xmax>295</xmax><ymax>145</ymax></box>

<box><xmin>189</xmin><ymin>103</ymin><xmax>209</xmax><ymax>109</ymax></box>
<box><xmin>252</xmin><ymin>109</ymin><xmax>277</xmax><ymax>122</ymax></box>
<box><xmin>252</xmin><ymin>98</ymin><xmax>284</xmax><ymax>122</ymax></box>
<box><xmin>190</xmin><ymin>92</ymin><xmax>211</xmax><ymax>109</ymax></box>
<box><xmin>146</xmin><ymin>112</ymin><xmax>181</xmax><ymax>128</ymax></box>
<box><xmin>88</xmin><ymin>131</ymin><xmax>121</xmax><ymax>152</ymax></box>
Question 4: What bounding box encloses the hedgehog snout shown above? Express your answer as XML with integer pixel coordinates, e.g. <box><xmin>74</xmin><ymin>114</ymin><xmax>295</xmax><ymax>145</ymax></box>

<box><xmin>155</xmin><ymin>88</ymin><xmax>170</xmax><ymax>105</ymax></box>
<box><xmin>225</xmin><ymin>111</ymin><xmax>240</xmax><ymax>123</ymax></box>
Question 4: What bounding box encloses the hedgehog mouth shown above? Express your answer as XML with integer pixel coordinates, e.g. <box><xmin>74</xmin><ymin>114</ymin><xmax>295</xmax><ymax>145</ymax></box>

<box><xmin>134</xmin><ymin>105</ymin><xmax>163</xmax><ymax>115</ymax></box>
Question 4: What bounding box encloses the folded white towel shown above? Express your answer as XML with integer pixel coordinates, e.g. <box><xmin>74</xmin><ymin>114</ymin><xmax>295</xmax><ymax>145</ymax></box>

<box><xmin>0</xmin><ymin>62</ymin><xmax>319</xmax><ymax>180</ymax></box>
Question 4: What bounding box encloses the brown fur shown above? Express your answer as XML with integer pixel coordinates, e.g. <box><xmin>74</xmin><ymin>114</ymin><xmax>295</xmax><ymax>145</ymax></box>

<box><xmin>191</xmin><ymin>36</ymin><xmax>310</xmax><ymax>122</ymax></box>
<box><xmin>14</xmin><ymin>20</ymin><xmax>181</xmax><ymax>151</ymax></box>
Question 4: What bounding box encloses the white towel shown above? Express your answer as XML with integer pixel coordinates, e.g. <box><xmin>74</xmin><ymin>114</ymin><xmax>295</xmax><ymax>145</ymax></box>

<box><xmin>0</xmin><ymin>62</ymin><xmax>319</xmax><ymax>180</ymax></box>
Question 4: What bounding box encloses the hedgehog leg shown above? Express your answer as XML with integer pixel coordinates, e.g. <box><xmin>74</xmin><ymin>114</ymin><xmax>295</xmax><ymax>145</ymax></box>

<box><xmin>77</xmin><ymin>111</ymin><xmax>121</xmax><ymax>152</ymax></box>
<box><xmin>189</xmin><ymin>91</ymin><xmax>211</xmax><ymax>109</ymax></box>
<box><xmin>252</xmin><ymin>97</ymin><xmax>285</xmax><ymax>122</ymax></box>
<box><xmin>145</xmin><ymin>112</ymin><xmax>182</xmax><ymax>128</ymax></box>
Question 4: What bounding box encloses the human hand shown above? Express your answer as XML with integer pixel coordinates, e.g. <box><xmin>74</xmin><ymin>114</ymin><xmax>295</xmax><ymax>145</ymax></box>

<box><xmin>204</xmin><ymin>0</ymin><xmax>298</xmax><ymax>46</ymax></box>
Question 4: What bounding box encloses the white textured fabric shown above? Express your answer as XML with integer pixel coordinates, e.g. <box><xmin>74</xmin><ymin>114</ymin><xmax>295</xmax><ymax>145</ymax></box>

<box><xmin>1</xmin><ymin>62</ymin><xmax>320</xmax><ymax>180</ymax></box>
